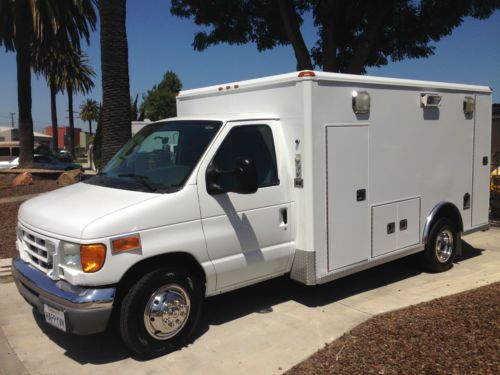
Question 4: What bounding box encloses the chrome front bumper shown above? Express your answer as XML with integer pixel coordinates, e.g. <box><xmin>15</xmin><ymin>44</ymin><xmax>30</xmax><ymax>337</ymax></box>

<box><xmin>12</xmin><ymin>257</ymin><xmax>116</xmax><ymax>335</ymax></box>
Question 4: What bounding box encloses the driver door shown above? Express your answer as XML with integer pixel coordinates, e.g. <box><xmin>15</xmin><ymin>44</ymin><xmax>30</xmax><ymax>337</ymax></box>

<box><xmin>197</xmin><ymin>120</ymin><xmax>293</xmax><ymax>290</ymax></box>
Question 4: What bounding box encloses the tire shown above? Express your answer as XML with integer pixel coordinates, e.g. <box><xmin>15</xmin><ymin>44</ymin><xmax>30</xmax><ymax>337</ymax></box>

<box><xmin>119</xmin><ymin>267</ymin><xmax>203</xmax><ymax>358</ymax></box>
<box><xmin>420</xmin><ymin>218</ymin><xmax>459</xmax><ymax>273</ymax></box>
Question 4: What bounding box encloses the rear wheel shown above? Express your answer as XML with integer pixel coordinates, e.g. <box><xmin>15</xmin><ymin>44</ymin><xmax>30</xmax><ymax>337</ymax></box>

<box><xmin>420</xmin><ymin>218</ymin><xmax>459</xmax><ymax>272</ymax></box>
<box><xmin>119</xmin><ymin>267</ymin><xmax>203</xmax><ymax>358</ymax></box>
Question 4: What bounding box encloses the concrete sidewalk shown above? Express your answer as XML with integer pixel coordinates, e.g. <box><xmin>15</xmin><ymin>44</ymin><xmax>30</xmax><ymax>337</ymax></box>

<box><xmin>1</xmin><ymin>229</ymin><xmax>499</xmax><ymax>375</ymax></box>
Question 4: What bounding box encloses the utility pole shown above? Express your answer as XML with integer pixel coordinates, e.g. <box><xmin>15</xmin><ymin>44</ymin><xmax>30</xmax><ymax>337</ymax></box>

<box><xmin>9</xmin><ymin>112</ymin><xmax>15</xmax><ymax>128</ymax></box>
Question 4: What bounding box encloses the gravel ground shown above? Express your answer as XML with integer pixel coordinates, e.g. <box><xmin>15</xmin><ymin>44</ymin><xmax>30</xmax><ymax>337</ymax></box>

<box><xmin>287</xmin><ymin>282</ymin><xmax>500</xmax><ymax>375</ymax></box>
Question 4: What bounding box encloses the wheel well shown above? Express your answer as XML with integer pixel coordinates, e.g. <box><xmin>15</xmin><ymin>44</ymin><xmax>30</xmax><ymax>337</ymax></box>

<box><xmin>423</xmin><ymin>202</ymin><xmax>464</xmax><ymax>244</ymax></box>
<box><xmin>113</xmin><ymin>252</ymin><xmax>207</xmax><ymax>306</ymax></box>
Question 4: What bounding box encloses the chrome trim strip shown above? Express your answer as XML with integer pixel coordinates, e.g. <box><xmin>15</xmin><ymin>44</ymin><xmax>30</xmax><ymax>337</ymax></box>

<box><xmin>12</xmin><ymin>258</ymin><xmax>115</xmax><ymax>309</ymax></box>
<box><xmin>316</xmin><ymin>244</ymin><xmax>424</xmax><ymax>285</ymax></box>
<box><xmin>463</xmin><ymin>223</ymin><xmax>490</xmax><ymax>236</ymax></box>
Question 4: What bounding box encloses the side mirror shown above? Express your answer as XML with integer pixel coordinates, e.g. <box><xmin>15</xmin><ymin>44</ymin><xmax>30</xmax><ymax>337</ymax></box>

<box><xmin>206</xmin><ymin>167</ymin><xmax>227</xmax><ymax>195</ymax></box>
<box><xmin>205</xmin><ymin>158</ymin><xmax>258</xmax><ymax>195</ymax></box>
<box><xmin>233</xmin><ymin>158</ymin><xmax>258</xmax><ymax>194</ymax></box>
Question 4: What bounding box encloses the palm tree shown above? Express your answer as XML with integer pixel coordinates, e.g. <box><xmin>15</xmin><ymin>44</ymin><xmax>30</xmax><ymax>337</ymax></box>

<box><xmin>100</xmin><ymin>0</ymin><xmax>132</xmax><ymax>166</ymax></box>
<box><xmin>80</xmin><ymin>99</ymin><xmax>99</xmax><ymax>135</ymax></box>
<box><xmin>0</xmin><ymin>0</ymin><xmax>96</xmax><ymax>167</ymax></box>
<box><xmin>32</xmin><ymin>46</ymin><xmax>65</xmax><ymax>153</ymax></box>
<box><xmin>58</xmin><ymin>51</ymin><xmax>95</xmax><ymax>158</ymax></box>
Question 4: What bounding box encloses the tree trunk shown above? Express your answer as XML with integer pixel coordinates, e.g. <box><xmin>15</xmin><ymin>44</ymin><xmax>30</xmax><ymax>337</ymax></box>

<box><xmin>322</xmin><ymin>0</ymin><xmax>339</xmax><ymax>72</ymax></box>
<box><xmin>50</xmin><ymin>83</ymin><xmax>59</xmax><ymax>153</ymax></box>
<box><xmin>277</xmin><ymin>0</ymin><xmax>313</xmax><ymax>71</ymax></box>
<box><xmin>88</xmin><ymin>120</ymin><xmax>92</xmax><ymax>135</ymax></box>
<box><xmin>15</xmin><ymin>0</ymin><xmax>34</xmax><ymax>167</ymax></box>
<box><xmin>345</xmin><ymin>3</ymin><xmax>391</xmax><ymax>74</ymax></box>
<box><xmin>68</xmin><ymin>85</ymin><xmax>75</xmax><ymax>158</ymax></box>
<box><xmin>100</xmin><ymin>0</ymin><xmax>132</xmax><ymax>166</ymax></box>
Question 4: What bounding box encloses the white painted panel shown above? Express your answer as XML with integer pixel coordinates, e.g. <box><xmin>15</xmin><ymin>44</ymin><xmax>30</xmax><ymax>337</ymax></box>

<box><xmin>397</xmin><ymin>198</ymin><xmax>420</xmax><ymax>249</ymax></box>
<box><xmin>372</xmin><ymin>203</ymin><xmax>397</xmax><ymax>257</ymax></box>
<box><xmin>197</xmin><ymin>120</ymin><xmax>293</xmax><ymax>290</ymax></box>
<box><xmin>472</xmin><ymin>95</ymin><xmax>492</xmax><ymax>226</ymax></box>
<box><xmin>327</xmin><ymin>125</ymin><xmax>369</xmax><ymax>270</ymax></box>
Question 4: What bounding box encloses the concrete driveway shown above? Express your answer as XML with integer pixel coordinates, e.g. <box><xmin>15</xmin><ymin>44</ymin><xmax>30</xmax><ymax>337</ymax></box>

<box><xmin>1</xmin><ymin>228</ymin><xmax>499</xmax><ymax>375</ymax></box>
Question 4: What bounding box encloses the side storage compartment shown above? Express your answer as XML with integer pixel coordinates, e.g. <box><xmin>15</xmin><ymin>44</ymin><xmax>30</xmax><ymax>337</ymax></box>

<box><xmin>326</xmin><ymin>125</ymin><xmax>370</xmax><ymax>271</ymax></box>
<box><xmin>372</xmin><ymin>197</ymin><xmax>421</xmax><ymax>257</ymax></box>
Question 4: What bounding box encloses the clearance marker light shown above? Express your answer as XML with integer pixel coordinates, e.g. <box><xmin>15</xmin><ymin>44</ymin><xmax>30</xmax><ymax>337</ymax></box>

<box><xmin>298</xmin><ymin>71</ymin><xmax>316</xmax><ymax>78</ymax></box>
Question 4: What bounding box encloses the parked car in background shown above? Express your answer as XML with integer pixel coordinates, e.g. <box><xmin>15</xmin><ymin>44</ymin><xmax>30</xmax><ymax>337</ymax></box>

<box><xmin>0</xmin><ymin>155</ymin><xmax>82</xmax><ymax>171</ymax></box>
<box><xmin>34</xmin><ymin>155</ymin><xmax>82</xmax><ymax>171</ymax></box>
<box><xmin>0</xmin><ymin>157</ymin><xmax>19</xmax><ymax>169</ymax></box>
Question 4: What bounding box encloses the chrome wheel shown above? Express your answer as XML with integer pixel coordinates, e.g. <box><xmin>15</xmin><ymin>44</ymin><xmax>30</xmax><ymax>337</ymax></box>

<box><xmin>143</xmin><ymin>284</ymin><xmax>191</xmax><ymax>340</ymax></box>
<box><xmin>435</xmin><ymin>229</ymin><xmax>454</xmax><ymax>263</ymax></box>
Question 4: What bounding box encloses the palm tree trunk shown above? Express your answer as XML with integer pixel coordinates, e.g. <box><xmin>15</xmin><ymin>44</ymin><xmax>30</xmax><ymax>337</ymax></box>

<box><xmin>15</xmin><ymin>0</ymin><xmax>34</xmax><ymax>167</ymax></box>
<box><xmin>50</xmin><ymin>83</ymin><xmax>59</xmax><ymax>153</ymax></box>
<box><xmin>68</xmin><ymin>84</ymin><xmax>75</xmax><ymax>158</ymax></box>
<box><xmin>100</xmin><ymin>0</ymin><xmax>132</xmax><ymax>166</ymax></box>
<box><xmin>88</xmin><ymin>120</ymin><xmax>92</xmax><ymax>135</ymax></box>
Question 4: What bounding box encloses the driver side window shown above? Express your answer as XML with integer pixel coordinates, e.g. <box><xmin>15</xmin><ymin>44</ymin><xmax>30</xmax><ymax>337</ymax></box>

<box><xmin>210</xmin><ymin>125</ymin><xmax>279</xmax><ymax>191</ymax></box>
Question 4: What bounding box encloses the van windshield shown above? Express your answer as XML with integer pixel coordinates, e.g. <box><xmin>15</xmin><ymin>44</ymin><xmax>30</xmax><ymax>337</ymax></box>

<box><xmin>85</xmin><ymin>120</ymin><xmax>222</xmax><ymax>193</ymax></box>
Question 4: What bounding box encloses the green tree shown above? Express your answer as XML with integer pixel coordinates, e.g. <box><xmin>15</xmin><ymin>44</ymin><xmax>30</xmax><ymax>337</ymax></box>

<box><xmin>80</xmin><ymin>98</ymin><xmax>99</xmax><ymax>135</ymax></box>
<box><xmin>0</xmin><ymin>0</ymin><xmax>96</xmax><ymax>167</ymax></box>
<box><xmin>100</xmin><ymin>0</ymin><xmax>132</xmax><ymax>166</ymax></box>
<box><xmin>131</xmin><ymin>94</ymin><xmax>145</xmax><ymax>121</ymax></box>
<box><xmin>58</xmin><ymin>51</ymin><xmax>95</xmax><ymax>157</ymax></box>
<box><xmin>140</xmin><ymin>71</ymin><xmax>182</xmax><ymax>121</ymax></box>
<box><xmin>171</xmin><ymin>0</ymin><xmax>500</xmax><ymax>74</ymax></box>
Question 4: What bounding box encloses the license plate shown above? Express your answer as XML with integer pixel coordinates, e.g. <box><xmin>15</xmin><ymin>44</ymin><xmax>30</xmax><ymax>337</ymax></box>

<box><xmin>44</xmin><ymin>305</ymin><xmax>66</xmax><ymax>332</ymax></box>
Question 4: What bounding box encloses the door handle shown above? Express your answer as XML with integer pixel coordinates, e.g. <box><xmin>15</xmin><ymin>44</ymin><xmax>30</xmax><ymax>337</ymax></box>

<box><xmin>356</xmin><ymin>189</ymin><xmax>366</xmax><ymax>201</ymax></box>
<box><xmin>280</xmin><ymin>208</ymin><xmax>288</xmax><ymax>225</ymax></box>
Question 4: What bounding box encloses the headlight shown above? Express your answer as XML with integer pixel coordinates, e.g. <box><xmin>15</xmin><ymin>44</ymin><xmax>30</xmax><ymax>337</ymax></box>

<box><xmin>61</xmin><ymin>242</ymin><xmax>82</xmax><ymax>270</ymax></box>
<box><xmin>60</xmin><ymin>241</ymin><xmax>107</xmax><ymax>273</ymax></box>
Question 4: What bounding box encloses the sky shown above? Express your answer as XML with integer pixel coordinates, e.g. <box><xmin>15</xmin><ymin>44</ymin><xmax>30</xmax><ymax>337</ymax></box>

<box><xmin>0</xmin><ymin>1</ymin><xmax>499</xmax><ymax>133</ymax></box>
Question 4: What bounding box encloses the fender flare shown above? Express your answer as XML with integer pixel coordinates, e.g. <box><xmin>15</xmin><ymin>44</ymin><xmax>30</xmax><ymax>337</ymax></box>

<box><xmin>422</xmin><ymin>201</ymin><xmax>464</xmax><ymax>245</ymax></box>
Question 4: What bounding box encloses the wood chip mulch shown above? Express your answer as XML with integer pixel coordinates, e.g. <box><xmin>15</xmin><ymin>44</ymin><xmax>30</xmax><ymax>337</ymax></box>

<box><xmin>0</xmin><ymin>201</ymin><xmax>22</xmax><ymax>259</ymax></box>
<box><xmin>287</xmin><ymin>282</ymin><xmax>500</xmax><ymax>375</ymax></box>
<box><xmin>0</xmin><ymin>174</ymin><xmax>60</xmax><ymax>259</ymax></box>
<box><xmin>0</xmin><ymin>174</ymin><xmax>59</xmax><ymax>199</ymax></box>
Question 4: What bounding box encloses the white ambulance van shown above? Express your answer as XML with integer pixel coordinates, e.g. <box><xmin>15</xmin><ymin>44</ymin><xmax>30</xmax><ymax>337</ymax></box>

<box><xmin>12</xmin><ymin>71</ymin><xmax>492</xmax><ymax>356</ymax></box>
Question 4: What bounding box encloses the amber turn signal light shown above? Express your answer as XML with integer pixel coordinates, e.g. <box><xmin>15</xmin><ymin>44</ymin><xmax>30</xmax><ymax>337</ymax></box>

<box><xmin>80</xmin><ymin>244</ymin><xmax>106</xmax><ymax>273</ymax></box>
<box><xmin>112</xmin><ymin>235</ymin><xmax>141</xmax><ymax>253</ymax></box>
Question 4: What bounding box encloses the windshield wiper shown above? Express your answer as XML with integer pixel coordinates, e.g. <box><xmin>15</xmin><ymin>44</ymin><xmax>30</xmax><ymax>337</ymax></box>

<box><xmin>117</xmin><ymin>173</ymin><xmax>158</xmax><ymax>192</ymax></box>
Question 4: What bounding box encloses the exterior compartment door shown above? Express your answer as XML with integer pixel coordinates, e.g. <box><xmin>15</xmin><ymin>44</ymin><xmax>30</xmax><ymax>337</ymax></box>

<box><xmin>472</xmin><ymin>95</ymin><xmax>492</xmax><ymax>226</ymax></box>
<box><xmin>326</xmin><ymin>125</ymin><xmax>369</xmax><ymax>271</ymax></box>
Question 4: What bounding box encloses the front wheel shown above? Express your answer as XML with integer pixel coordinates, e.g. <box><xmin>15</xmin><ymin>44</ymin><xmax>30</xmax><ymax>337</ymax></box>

<box><xmin>119</xmin><ymin>267</ymin><xmax>203</xmax><ymax>357</ymax></box>
<box><xmin>420</xmin><ymin>218</ymin><xmax>459</xmax><ymax>273</ymax></box>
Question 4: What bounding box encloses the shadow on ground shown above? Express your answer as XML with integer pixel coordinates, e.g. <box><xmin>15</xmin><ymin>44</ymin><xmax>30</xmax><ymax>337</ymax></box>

<box><xmin>32</xmin><ymin>240</ymin><xmax>483</xmax><ymax>365</ymax></box>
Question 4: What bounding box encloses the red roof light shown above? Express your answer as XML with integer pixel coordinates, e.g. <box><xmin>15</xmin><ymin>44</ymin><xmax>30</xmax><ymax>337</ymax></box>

<box><xmin>298</xmin><ymin>71</ymin><xmax>316</xmax><ymax>78</ymax></box>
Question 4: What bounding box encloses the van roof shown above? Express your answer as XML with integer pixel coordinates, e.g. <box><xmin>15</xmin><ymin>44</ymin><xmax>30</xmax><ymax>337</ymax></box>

<box><xmin>157</xmin><ymin>114</ymin><xmax>280</xmax><ymax>124</ymax></box>
<box><xmin>178</xmin><ymin>71</ymin><xmax>492</xmax><ymax>98</ymax></box>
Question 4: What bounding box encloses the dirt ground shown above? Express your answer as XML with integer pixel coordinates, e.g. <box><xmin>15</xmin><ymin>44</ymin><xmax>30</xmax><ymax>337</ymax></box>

<box><xmin>287</xmin><ymin>281</ymin><xmax>500</xmax><ymax>375</ymax></box>
<box><xmin>0</xmin><ymin>174</ymin><xmax>60</xmax><ymax>258</ymax></box>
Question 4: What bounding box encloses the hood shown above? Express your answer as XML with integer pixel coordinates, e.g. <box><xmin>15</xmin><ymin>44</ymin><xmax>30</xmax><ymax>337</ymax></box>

<box><xmin>18</xmin><ymin>182</ymin><xmax>159</xmax><ymax>239</ymax></box>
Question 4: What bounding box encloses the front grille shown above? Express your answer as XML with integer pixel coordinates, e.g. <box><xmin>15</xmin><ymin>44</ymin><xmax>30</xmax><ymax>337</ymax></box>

<box><xmin>19</xmin><ymin>228</ymin><xmax>54</xmax><ymax>273</ymax></box>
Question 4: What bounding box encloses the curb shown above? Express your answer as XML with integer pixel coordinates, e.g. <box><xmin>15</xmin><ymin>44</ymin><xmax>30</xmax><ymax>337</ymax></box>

<box><xmin>0</xmin><ymin>258</ymin><xmax>13</xmax><ymax>284</ymax></box>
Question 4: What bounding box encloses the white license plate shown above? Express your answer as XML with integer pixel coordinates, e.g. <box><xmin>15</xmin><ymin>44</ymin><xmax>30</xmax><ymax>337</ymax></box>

<box><xmin>44</xmin><ymin>304</ymin><xmax>66</xmax><ymax>332</ymax></box>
